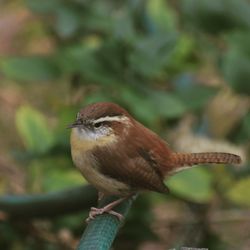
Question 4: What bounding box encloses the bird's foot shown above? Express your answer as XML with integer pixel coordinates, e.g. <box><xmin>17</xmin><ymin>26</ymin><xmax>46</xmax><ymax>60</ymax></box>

<box><xmin>86</xmin><ymin>207</ymin><xmax>124</xmax><ymax>223</ymax></box>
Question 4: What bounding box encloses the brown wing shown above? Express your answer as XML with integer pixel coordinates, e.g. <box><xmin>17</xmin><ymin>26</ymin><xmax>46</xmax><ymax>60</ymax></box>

<box><xmin>92</xmin><ymin>121</ymin><xmax>171</xmax><ymax>193</ymax></box>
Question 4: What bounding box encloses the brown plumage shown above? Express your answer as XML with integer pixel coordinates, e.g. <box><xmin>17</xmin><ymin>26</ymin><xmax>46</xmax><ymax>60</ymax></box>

<box><xmin>171</xmin><ymin>152</ymin><xmax>241</xmax><ymax>167</ymax></box>
<box><xmin>70</xmin><ymin>102</ymin><xmax>242</xmax><ymax>221</ymax></box>
<box><xmin>70</xmin><ymin>102</ymin><xmax>241</xmax><ymax>197</ymax></box>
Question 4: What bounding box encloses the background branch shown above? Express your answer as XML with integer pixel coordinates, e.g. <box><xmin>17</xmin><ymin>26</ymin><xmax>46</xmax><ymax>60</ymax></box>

<box><xmin>0</xmin><ymin>185</ymin><xmax>97</xmax><ymax>219</ymax></box>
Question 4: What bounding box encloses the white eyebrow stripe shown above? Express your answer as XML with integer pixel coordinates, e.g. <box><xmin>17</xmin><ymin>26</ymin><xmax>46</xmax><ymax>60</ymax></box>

<box><xmin>93</xmin><ymin>116</ymin><xmax>129</xmax><ymax>123</ymax></box>
<box><xmin>76</xmin><ymin>112</ymin><xmax>81</xmax><ymax>120</ymax></box>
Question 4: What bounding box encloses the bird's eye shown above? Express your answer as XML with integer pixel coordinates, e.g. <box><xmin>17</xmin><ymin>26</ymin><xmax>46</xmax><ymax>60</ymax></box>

<box><xmin>94</xmin><ymin>122</ymin><xmax>102</xmax><ymax>128</ymax></box>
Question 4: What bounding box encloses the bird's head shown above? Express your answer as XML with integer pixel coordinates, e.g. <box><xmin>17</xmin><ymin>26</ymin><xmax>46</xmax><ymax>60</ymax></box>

<box><xmin>68</xmin><ymin>102</ymin><xmax>133</xmax><ymax>142</ymax></box>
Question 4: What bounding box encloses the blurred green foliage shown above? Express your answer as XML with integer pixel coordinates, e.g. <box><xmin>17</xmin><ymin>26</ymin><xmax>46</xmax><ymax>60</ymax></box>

<box><xmin>223</xmin><ymin>32</ymin><xmax>250</xmax><ymax>94</ymax></box>
<box><xmin>0</xmin><ymin>0</ymin><xmax>250</xmax><ymax>249</ymax></box>
<box><xmin>1</xmin><ymin>56</ymin><xmax>60</xmax><ymax>81</ymax></box>
<box><xmin>16</xmin><ymin>106</ymin><xmax>55</xmax><ymax>154</ymax></box>
<box><xmin>167</xmin><ymin>167</ymin><xmax>214</xmax><ymax>203</ymax></box>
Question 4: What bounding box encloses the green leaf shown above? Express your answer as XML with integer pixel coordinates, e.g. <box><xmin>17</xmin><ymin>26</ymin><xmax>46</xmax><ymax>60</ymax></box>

<box><xmin>1</xmin><ymin>56</ymin><xmax>60</xmax><ymax>82</ymax></box>
<box><xmin>55</xmin><ymin>6</ymin><xmax>81</xmax><ymax>38</ymax></box>
<box><xmin>120</xmin><ymin>87</ymin><xmax>186</xmax><ymax>126</ymax></box>
<box><xmin>151</xmin><ymin>91</ymin><xmax>186</xmax><ymax>118</ymax></box>
<box><xmin>58</xmin><ymin>43</ymin><xmax>117</xmax><ymax>85</ymax></box>
<box><xmin>223</xmin><ymin>33</ymin><xmax>250</xmax><ymax>95</ymax></box>
<box><xmin>226</xmin><ymin>177</ymin><xmax>250</xmax><ymax>206</ymax></box>
<box><xmin>16</xmin><ymin>106</ymin><xmax>54</xmax><ymax>154</ymax></box>
<box><xmin>174</xmin><ymin>83</ymin><xmax>218</xmax><ymax>111</ymax></box>
<box><xmin>26</xmin><ymin>0</ymin><xmax>61</xmax><ymax>13</ymax></box>
<box><xmin>84</xmin><ymin>92</ymin><xmax>111</xmax><ymax>105</ymax></box>
<box><xmin>43</xmin><ymin>169</ymin><xmax>85</xmax><ymax>192</ymax></box>
<box><xmin>129</xmin><ymin>33</ymin><xmax>177</xmax><ymax>78</ymax></box>
<box><xmin>58</xmin><ymin>43</ymin><xmax>97</xmax><ymax>74</ymax></box>
<box><xmin>120</xmin><ymin>87</ymin><xmax>158</xmax><ymax>126</ymax></box>
<box><xmin>181</xmin><ymin>0</ymin><xmax>250</xmax><ymax>34</ymax></box>
<box><xmin>242</xmin><ymin>113</ymin><xmax>250</xmax><ymax>139</ymax></box>
<box><xmin>147</xmin><ymin>0</ymin><xmax>177</xmax><ymax>32</ymax></box>
<box><xmin>166</xmin><ymin>35</ymin><xmax>196</xmax><ymax>73</ymax></box>
<box><xmin>28</xmin><ymin>156</ymin><xmax>85</xmax><ymax>192</ymax></box>
<box><xmin>166</xmin><ymin>167</ymin><xmax>214</xmax><ymax>203</ymax></box>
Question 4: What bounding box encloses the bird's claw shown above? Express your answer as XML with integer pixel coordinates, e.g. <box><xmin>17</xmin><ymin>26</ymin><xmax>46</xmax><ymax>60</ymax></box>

<box><xmin>86</xmin><ymin>207</ymin><xmax>124</xmax><ymax>223</ymax></box>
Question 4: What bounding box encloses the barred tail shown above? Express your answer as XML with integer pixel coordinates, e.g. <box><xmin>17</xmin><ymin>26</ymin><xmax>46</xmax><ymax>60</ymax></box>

<box><xmin>171</xmin><ymin>152</ymin><xmax>241</xmax><ymax>167</ymax></box>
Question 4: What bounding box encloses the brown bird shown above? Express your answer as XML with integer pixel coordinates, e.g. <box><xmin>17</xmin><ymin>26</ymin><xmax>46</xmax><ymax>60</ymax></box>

<box><xmin>69</xmin><ymin>102</ymin><xmax>241</xmax><ymax>221</ymax></box>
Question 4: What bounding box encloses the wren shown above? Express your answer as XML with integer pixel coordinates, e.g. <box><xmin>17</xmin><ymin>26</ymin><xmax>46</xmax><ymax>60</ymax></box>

<box><xmin>69</xmin><ymin>102</ymin><xmax>241</xmax><ymax>221</ymax></box>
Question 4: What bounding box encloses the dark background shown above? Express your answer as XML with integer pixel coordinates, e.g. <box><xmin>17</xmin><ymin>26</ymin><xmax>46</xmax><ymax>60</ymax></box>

<box><xmin>0</xmin><ymin>0</ymin><xmax>250</xmax><ymax>249</ymax></box>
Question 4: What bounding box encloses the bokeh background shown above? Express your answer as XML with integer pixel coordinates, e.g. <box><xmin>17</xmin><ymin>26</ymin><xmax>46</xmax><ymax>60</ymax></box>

<box><xmin>0</xmin><ymin>0</ymin><xmax>250</xmax><ymax>249</ymax></box>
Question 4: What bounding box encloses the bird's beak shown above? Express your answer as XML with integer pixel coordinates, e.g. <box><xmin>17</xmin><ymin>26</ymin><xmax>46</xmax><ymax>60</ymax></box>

<box><xmin>67</xmin><ymin>120</ymin><xmax>82</xmax><ymax>129</ymax></box>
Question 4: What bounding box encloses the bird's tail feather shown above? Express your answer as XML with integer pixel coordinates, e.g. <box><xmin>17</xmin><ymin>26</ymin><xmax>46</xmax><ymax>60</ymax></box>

<box><xmin>171</xmin><ymin>152</ymin><xmax>241</xmax><ymax>169</ymax></box>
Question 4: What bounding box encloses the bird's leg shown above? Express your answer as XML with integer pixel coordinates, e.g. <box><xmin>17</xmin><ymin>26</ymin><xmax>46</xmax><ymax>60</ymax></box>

<box><xmin>97</xmin><ymin>191</ymin><xmax>105</xmax><ymax>201</ymax></box>
<box><xmin>86</xmin><ymin>194</ymin><xmax>134</xmax><ymax>222</ymax></box>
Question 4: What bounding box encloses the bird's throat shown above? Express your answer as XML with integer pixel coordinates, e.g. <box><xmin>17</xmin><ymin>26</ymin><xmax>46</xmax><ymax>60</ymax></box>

<box><xmin>70</xmin><ymin>127</ymin><xmax>117</xmax><ymax>152</ymax></box>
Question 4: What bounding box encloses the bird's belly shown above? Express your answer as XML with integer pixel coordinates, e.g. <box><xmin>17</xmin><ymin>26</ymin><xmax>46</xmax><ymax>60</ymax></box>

<box><xmin>71</xmin><ymin>150</ymin><xmax>131</xmax><ymax>196</ymax></box>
